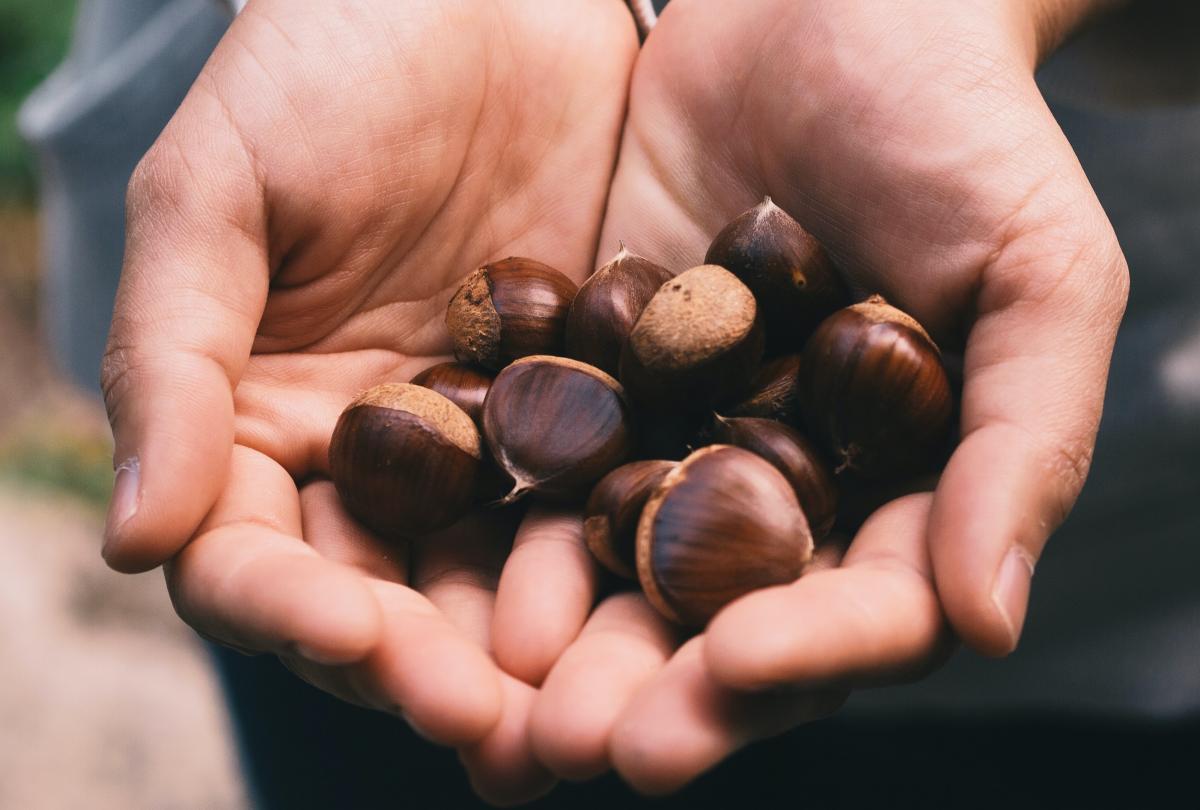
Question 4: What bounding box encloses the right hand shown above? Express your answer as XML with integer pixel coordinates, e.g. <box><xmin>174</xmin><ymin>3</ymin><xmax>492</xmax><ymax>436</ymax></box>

<box><xmin>99</xmin><ymin>0</ymin><xmax>637</xmax><ymax>802</ymax></box>
<box><xmin>523</xmin><ymin>0</ymin><xmax>1129</xmax><ymax>793</ymax></box>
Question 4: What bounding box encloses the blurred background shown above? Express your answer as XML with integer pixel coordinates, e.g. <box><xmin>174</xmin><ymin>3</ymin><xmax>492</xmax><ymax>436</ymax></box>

<box><xmin>2</xmin><ymin>0</ymin><xmax>1197</xmax><ymax>807</ymax></box>
<box><xmin>0</xmin><ymin>0</ymin><xmax>246</xmax><ymax>806</ymax></box>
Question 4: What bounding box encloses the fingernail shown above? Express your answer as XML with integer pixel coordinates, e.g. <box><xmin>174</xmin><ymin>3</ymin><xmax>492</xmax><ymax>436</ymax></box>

<box><xmin>103</xmin><ymin>458</ymin><xmax>140</xmax><ymax>555</ymax></box>
<box><xmin>991</xmin><ymin>546</ymin><xmax>1035</xmax><ymax>651</ymax></box>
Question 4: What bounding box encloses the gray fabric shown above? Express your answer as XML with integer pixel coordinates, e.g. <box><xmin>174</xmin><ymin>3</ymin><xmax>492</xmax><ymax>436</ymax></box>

<box><xmin>18</xmin><ymin>0</ymin><xmax>228</xmax><ymax>388</ymax></box>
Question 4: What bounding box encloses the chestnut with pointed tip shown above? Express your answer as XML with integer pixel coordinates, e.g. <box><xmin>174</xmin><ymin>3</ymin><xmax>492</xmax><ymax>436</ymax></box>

<box><xmin>565</xmin><ymin>244</ymin><xmax>675</xmax><ymax>377</ymax></box>
<box><xmin>619</xmin><ymin>264</ymin><xmax>765</xmax><ymax>417</ymax></box>
<box><xmin>710</xmin><ymin>415</ymin><xmax>837</xmax><ymax>539</ymax></box>
<box><xmin>637</xmin><ymin>445</ymin><xmax>813</xmax><ymax>627</ymax></box>
<box><xmin>801</xmin><ymin>295</ymin><xmax>953</xmax><ymax>479</ymax></box>
<box><xmin>329</xmin><ymin>383</ymin><xmax>481</xmax><ymax>538</ymax></box>
<box><xmin>723</xmin><ymin>353</ymin><xmax>804</xmax><ymax>425</ymax></box>
<box><xmin>446</xmin><ymin>257</ymin><xmax>578</xmax><ymax>370</ymax></box>
<box><xmin>483</xmin><ymin>355</ymin><xmax>634</xmax><ymax>504</ymax></box>
<box><xmin>583</xmin><ymin>460</ymin><xmax>677</xmax><ymax>579</ymax></box>
<box><xmin>705</xmin><ymin>197</ymin><xmax>847</xmax><ymax>351</ymax></box>
<box><xmin>410</xmin><ymin>362</ymin><xmax>494</xmax><ymax>426</ymax></box>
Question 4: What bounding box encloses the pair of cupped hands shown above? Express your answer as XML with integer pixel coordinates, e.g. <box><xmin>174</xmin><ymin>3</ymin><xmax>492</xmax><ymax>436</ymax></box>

<box><xmin>100</xmin><ymin>0</ymin><xmax>1128</xmax><ymax>803</ymax></box>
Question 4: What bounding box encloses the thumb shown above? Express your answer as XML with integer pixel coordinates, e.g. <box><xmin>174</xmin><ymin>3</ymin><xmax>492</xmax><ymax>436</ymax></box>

<box><xmin>100</xmin><ymin>115</ymin><xmax>267</xmax><ymax>573</ymax></box>
<box><xmin>928</xmin><ymin>108</ymin><xmax>1129</xmax><ymax>656</ymax></box>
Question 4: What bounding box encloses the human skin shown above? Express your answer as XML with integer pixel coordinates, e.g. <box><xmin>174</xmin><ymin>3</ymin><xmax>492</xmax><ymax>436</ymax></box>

<box><xmin>505</xmin><ymin>0</ymin><xmax>1130</xmax><ymax>794</ymax></box>
<box><xmin>98</xmin><ymin>0</ymin><xmax>638</xmax><ymax>802</ymax></box>
<box><xmin>100</xmin><ymin>0</ymin><xmax>1130</xmax><ymax>802</ymax></box>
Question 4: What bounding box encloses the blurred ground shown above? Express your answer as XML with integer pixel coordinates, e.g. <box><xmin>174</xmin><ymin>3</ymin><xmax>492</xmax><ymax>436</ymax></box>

<box><xmin>0</xmin><ymin>207</ymin><xmax>249</xmax><ymax>809</ymax></box>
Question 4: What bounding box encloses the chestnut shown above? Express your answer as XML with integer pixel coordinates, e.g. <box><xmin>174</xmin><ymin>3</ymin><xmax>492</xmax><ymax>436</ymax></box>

<box><xmin>637</xmin><ymin>445</ymin><xmax>813</xmax><ymax>627</ymax></box>
<box><xmin>801</xmin><ymin>295</ymin><xmax>953</xmax><ymax>479</ymax></box>
<box><xmin>445</xmin><ymin>257</ymin><xmax>578</xmax><ymax>370</ymax></box>
<box><xmin>565</xmin><ymin>244</ymin><xmax>675</xmax><ymax>377</ymax></box>
<box><xmin>705</xmin><ymin>197</ymin><xmax>847</xmax><ymax>352</ymax></box>
<box><xmin>583</xmin><ymin>460</ymin><xmax>677</xmax><ymax>579</ymax></box>
<box><xmin>619</xmin><ymin>264</ymin><xmax>765</xmax><ymax>418</ymax></box>
<box><xmin>329</xmin><ymin>383</ymin><xmax>481</xmax><ymax>538</ymax></box>
<box><xmin>722</xmin><ymin>353</ymin><xmax>804</xmax><ymax>425</ymax></box>
<box><xmin>709</xmin><ymin>415</ymin><xmax>837</xmax><ymax>539</ymax></box>
<box><xmin>483</xmin><ymin>355</ymin><xmax>634</xmax><ymax>503</ymax></box>
<box><xmin>410</xmin><ymin>362</ymin><xmax>494</xmax><ymax>426</ymax></box>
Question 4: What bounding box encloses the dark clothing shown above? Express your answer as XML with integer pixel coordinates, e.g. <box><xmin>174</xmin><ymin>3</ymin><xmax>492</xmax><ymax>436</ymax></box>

<box><xmin>212</xmin><ymin>646</ymin><xmax>1198</xmax><ymax>810</ymax></box>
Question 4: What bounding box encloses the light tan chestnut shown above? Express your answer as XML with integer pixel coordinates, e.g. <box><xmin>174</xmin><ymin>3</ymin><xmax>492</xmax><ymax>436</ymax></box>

<box><xmin>583</xmin><ymin>459</ymin><xmax>677</xmax><ymax>579</ymax></box>
<box><xmin>619</xmin><ymin>264</ymin><xmax>765</xmax><ymax>416</ymax></box>
<box><xmin>637</xmin><ymin>445</ymin><xmax>813</xmax><ymax>627</ymax></box>
<box><xmin>565</xmin><ymin>244</ymin><xmax>674</xmax><ymax>377</ymax></box>
<box><xmin>446</xmin><ymin>257</ymin><xmax>578</xmax><ymax>370</ymax></box>
<box><xmin>483</xmin><ymin>356</ymin><xmax>634</xmax><ymax>504</ymax></box>
<box><xmin>329</xmin><ymin>383</ymin><xmax>481</xmax><ymax>539</ymax></box>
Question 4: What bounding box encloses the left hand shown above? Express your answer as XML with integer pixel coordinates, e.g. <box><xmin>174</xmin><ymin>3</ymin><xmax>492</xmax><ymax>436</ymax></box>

<box><xmin>509</xmin><ymin>0</ymin><xmax>1129</xmax><ymax>793</ymax></box>
<box><xmin>98</xmin><ymin>0</ymin><xmax>639</xmax><ymax>802</ymax></box>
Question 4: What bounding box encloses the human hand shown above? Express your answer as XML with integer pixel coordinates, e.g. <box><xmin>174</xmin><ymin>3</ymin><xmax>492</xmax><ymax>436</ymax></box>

<box><xmin>522</xmin><ymin>0</ymin><xmax>1129</xmax><ymax>792</ymax></box>
<box><xmin>98</xmin><ymin>0</ymin><xmax>637</xmax><ymax>802</ymax></box>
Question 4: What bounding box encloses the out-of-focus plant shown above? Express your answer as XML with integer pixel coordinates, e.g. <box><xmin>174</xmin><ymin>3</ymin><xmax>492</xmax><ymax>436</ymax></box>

<box><xmin>0</xmin><ymin>0</ymin><xmax>76</xmax><ymax>201</ymax></box>
<box><xmin>0</xmin><ymin>407</ymin><xmax>113</xmax><ymax>508</ymax></box>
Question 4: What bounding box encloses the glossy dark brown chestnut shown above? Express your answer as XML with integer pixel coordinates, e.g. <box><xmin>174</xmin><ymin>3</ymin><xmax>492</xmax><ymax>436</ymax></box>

<box><xmin>329</xmin><ymin>383</ymin><xmax>481</xmax><ymax>538</ymax></box>
<box><xmin>565</xmin><ymin>244</ymin><xmax>675</xmax><ymax>377</ymax></box>
<box><xmin>709</xmin><ymin>415</ymin><xmax>837</xmax><ymax>539</ymax></box>
<box><xmin>705</xmin><ymin>197</ymin><xmax>847</xmax><ymax>352</ymax></box>
<box><xmin>801</xmin><ymin>295</ymin><xmax>953</xmax><ymax>479</ymax></box>
<box><xmin>445</xmin><ymin>257</ymin><xmax>578</xmax><ymax>370</ymax></box>
<box><xmin>637</xmin><ymin>445</ymin><xmax>813</xmax><ymax>627</ymax></box>
<box><xmin>723</xmin><ymin>353</ymin><xmax>804</xmax><ymax>425</ymax></box>
<box><xmin>583</xmin><ymin>460</ymin><xmax>677</xmax><ymax>579</ymax></box>
<box><xmin>483</xmin><ymin>355</ymin><xmax>634</xmax><ymax>503</ymax></box>
<box><xmin>410</xmin><ymin>362</ymin><xmax>494</xmax><ymax>426</ymax></box>
<box><xmin>619</xmin><ymin>264</ymin><xmax>765</xmax><ymax>418</ymax></box>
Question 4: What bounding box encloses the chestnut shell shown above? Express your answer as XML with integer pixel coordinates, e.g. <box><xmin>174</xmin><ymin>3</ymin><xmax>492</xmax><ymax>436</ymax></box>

<box><xmin>710</xmin><ymin>415</ymin><xmax>837</xmax><ymax>539</ymax></box>
<box><xmin>801</xmin><ymin>295</ymin><xmax>953</xmax><ymax>479</ymax></box>
<box><xmin>705</xmin><ymin>197</ymin><xmax>847</xmax><ymax>352</ymax></box>
<box><xmin>410</xmin><ymin>362</ymin><xmax>494</xmax><ymax>426</ymax></box>
<box><xmin>637</xmin><ymin>445</ymin><xmax>813</xmax><ymax>627</ymax></box>
<box><xmin>446</xmin><ymin>257</ymin><xmax>578</xmax><ymax>369</ymax></box>
<box><xmin>583</xmin><ymin>459</ymin><xmax>677</xmax><ymax>579</ymax></box>
<box><xmin>483</xmin><ymin>356</ymin><xmax>634</xmax><ymax>503</ymax></box>
<box><xmin>329</xmin><ymin>384</ymin><xmax>481</xmax><ymax>539</ymax></box>
<box><xmin>619</xmin><ymin>264</ymin><xmax>765</xmax><ymax>417</ymax></box>
<box><xmin>565</xmin><ymin>245</ymin><xmax>675</xmax><ymax>377</ymax></box>
<box><xmin>722</xmin><ymin>353</ymin><xmax>804</xmax><ymax>425</ymax></box>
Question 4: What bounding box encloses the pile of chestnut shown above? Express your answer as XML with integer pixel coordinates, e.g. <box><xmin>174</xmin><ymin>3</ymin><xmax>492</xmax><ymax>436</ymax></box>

<box><xmin>330</xmin><ymin>198</ymin><xmax>954</xmax><ymax>627</ymax></box>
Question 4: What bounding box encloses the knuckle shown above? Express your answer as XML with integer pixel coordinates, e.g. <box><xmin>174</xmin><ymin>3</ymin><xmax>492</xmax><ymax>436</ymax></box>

<box><xmin>98</xmin><ymin>330</ymin><xmax>166</xmax><ymax>425</ymax></box>
<box><xmin>125</xmin><ymin>142</ymin><xmax>177</xmax><ymax>217</ymax></box>
<box><xmin>98</xmin><ymin>339</ymin><xmax>136</xmax><ymax>422</ymax></box>
<box><xmin>1040</xmin><ymin>434</ymin><xmax>1094</xmax><ymax>525</ymax></box>
<box><xmin>1102</xmin><ymin>244</ymin><xmax>1131</xmax><ymax>314</ymax></box>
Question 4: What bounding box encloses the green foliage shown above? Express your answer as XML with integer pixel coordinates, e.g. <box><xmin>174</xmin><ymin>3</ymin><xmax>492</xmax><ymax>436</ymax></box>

<box><xmin>0</xmin><ymin>0</ymin><xmax>77</xmax><ymax>201</ymax></box>
<box><xmin>0</xmin><ymin>422</ymin><xmax>113</xmax><ymax>509</ymax></box>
